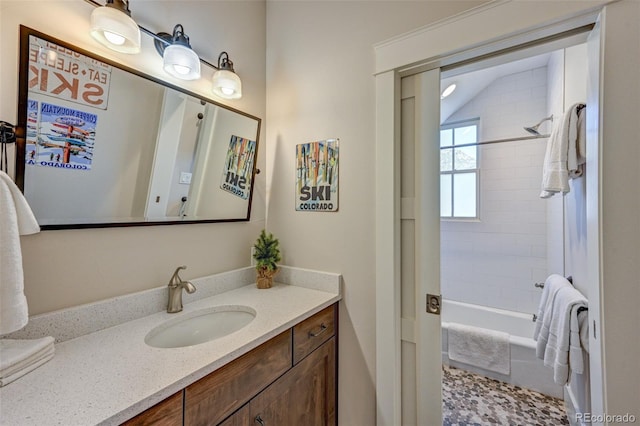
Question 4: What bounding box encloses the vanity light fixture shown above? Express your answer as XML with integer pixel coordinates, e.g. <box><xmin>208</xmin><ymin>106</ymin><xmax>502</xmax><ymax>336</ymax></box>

<box><xmin>89</xmin><ymin>0</ymin><xmax>141</xmax><ymax>54</ymax></box>
<box><xmin>85</xmin><ymin>0</ymin><xmax>242</xmax><ymax>97</ymax></box>
<box><xmin>441</xmin><ymin>83</ymin><xmax>457</xmax><ymax>99</ymax></box>
<box><xmin>159</xmin><ymin>24</ymin><xmax>201</xmax><ymax>80</ymax></box>
<box><xmin>211</xmin><ymin>52</ymin><xmax>242</xmax><ymax>100</ymax></box>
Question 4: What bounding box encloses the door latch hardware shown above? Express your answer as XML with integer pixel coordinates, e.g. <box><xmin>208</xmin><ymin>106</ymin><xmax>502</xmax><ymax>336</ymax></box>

<box><xmin>426</xmin><ymin>294</ymin><xmax>441</xmax><ymax>315</ymax></box>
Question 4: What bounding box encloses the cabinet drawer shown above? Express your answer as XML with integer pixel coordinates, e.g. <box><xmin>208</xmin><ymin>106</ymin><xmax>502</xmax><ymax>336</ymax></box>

<box><xmin>122</xmin><ymin>391</ymin><xmax>183</xmax><ymax>426</ymax></box>
<box><xmin>293</xmin><ymin>304</ymin><xmax>336</xmax><ymax>364</ymax></box>
<box><xmin>184</xmin><ymin>330</ymin><xmax>292</xmax><ymax>426</ymax></box>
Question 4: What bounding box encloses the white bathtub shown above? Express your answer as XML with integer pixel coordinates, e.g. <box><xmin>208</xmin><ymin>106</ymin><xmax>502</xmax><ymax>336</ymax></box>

<box><xmin>441</xmin><ymin>299</ymin><xmax>563</xmax><ymax>399</ymax></box>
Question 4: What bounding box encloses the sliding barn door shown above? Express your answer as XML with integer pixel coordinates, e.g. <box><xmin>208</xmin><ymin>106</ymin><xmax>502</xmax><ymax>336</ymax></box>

<box><xmin>399</xmin><ymin>68</ymin><xmax>442</xmax><ymax>426</ymax></box>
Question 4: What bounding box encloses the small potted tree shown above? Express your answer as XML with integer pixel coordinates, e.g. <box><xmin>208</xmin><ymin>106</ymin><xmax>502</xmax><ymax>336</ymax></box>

<box><xmin>253</xmin><ymin>229</ymin><xmax>281</xmax><ymax>289</ymax></box>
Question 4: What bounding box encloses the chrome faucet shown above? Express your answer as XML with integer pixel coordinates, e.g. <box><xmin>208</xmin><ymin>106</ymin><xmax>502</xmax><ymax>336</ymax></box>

<box><xmin>167</xmin><ymin>265</ymin><xmax>196</xmax><ymax>313</ymax></box>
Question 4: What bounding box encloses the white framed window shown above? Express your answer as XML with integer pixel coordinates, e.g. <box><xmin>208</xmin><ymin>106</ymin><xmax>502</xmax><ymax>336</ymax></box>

<box><xmin>440</xmin><ymin>119</ymin><xmax>479</xmax><ymax>219</ymax></box>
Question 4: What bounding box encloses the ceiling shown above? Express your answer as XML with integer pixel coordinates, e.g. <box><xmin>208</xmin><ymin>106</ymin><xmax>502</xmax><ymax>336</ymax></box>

<box><xmin>440</xmin><ymin>52</ymin><xmax>551</xmax><ymax>124</ymax></box>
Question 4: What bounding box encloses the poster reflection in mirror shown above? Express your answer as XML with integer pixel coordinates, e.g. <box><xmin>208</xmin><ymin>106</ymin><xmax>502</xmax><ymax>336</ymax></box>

<box><xmin>16</xmin><ymin>26</ymin><xmax>260</xmax><ymax>229</ymax></box>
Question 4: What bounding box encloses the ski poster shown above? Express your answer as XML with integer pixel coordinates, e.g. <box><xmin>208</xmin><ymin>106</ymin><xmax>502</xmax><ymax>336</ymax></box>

<box><xmin>220</xmin><ymin>135</ymin><xmax>257</xmax><ymax>200</ymax></box>
<box><xmin>25</xmin><ymin>101</ymin><xmax>97</xmax><ymax>170</ymax></box>
<box><xmin>295</xmin><ymin>139</ymin><xmax>339</xmax><ymax>212</ymax></box>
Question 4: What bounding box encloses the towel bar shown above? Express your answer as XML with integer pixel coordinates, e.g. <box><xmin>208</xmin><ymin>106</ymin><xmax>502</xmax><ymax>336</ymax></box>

<box><xmin>533</xmin><ymin>307</ymin><xmax>587</xmax><ymax>323</ymax></box>
<box><xmin>534</xmin><ymin>275</ymin><xmax>573</xmax><ymax>290</ymax></box>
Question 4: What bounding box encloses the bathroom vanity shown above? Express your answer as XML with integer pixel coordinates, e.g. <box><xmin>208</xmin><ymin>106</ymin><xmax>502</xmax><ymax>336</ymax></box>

<box><xmin>0</xmin><ymin>266</ymin><xmax>341</xmax><ymax>425</ymax></box>
<box><xmin>125</xmin><ymin>304</ymin><xmax>337</xmax><ymax>426</ymax></box>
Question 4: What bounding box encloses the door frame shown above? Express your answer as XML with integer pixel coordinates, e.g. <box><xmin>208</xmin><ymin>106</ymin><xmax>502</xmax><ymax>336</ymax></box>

<box><xmin>374</xmin><ymin>2</ymin><xmax>611</xmax><ymax>425</ymax></box>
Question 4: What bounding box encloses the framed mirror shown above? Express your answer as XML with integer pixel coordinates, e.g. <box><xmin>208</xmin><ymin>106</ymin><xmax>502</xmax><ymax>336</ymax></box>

<box><xmin>15</xmin><ymin>26</ymin><xmax>261</xmax><ymax>230</ymax></box>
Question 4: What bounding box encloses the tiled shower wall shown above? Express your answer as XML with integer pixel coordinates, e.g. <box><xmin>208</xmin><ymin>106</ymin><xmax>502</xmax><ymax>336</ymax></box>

<box><xmin>441</xmin><ymin>67</ymin><xmax>552</xmax><ymax>314</ymax></box>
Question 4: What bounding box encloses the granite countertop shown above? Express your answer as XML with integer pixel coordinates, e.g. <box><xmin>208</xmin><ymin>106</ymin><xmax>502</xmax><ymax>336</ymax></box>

<box><xmin>0</xmin><ymin>267</ymin><xmax>341</xmax><ymax>425</ymax></box>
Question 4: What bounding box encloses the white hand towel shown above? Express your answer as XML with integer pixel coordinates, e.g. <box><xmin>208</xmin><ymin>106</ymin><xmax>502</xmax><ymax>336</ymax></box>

<box><xmin>0</xmin><ymin>336</ymin><xmax>55</xmax><ymax>376</ymax></box>
<box><xmin>540</xmin><ymin>103</ymin><xmax>585</xmax><ymax>198</ymax></box>
<box><xmin>1</xmin><ymin>346</ymin><xmax>54</xmax><ymax>378</ymax></box>
<box><xmin>0</xmin><ymin>170</ymin><xmax>40</xmax><ymax>335</ymax></box>
<box><xmin>568</xmin><ymin>305</ymin><xmax>588</xmax><ymax>375</ymax></box>
<box><xmin>533</xmin><ymin>274</ymin><xmax>572</xmax><ymax>341</ymax></box>
<box><xmin>568</xmin><ymin>106</ymin><xmax>587</xmax><ymax>178</ymax></box>
<box><xmin>0</xmin><ymin>350</ymin><xmax>54</xmax><ymax>387</ymax></box>
<box><xmin>448</xmin><ymin>323</ymin><xmax>510</xmax><ymax>375</ymax></box>
<box><xmin>534</xmin><ymin>275</ymin><xmax>572</xmax><ymax>362</ymax></box>
<box><xmin>540</xmin><ymin>285</ymin><xmax>588</xmax><ymax>385</ymax></box>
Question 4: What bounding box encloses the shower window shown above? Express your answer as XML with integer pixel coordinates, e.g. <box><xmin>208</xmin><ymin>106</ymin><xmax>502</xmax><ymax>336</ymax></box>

<box><xmin>440</xmin><ymin>119</ymin><xmax>479</xmax><ymax>219</ymax></box>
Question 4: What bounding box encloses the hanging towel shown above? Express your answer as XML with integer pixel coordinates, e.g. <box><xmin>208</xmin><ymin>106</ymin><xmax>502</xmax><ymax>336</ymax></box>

<box><xmin>0</xmin><ymin>170</ymin><xmax>40</xmax><ymax>335</ymax></box>
<box><xmin>448</xmin><ymin>323</ymin><xmax>510</xmax><ymax>375</ymax></box>
<box><xmin>539</xmin><ymin>285</ymin><xmax>588</xmax><ymax>385</ymax></box>
<box><xmin>568</xmin><ymin>105</ymin><xmax>587</xmax><ymax>179</ymax></box>
<box><xmin>569</xmin><ymin>306</ymin><xmax>588</xmax><ymax>375</ymax></box>
<box><xmin>540</xmin><ymin>103</ymin><xmax>586</xmax><ymax>198</ymax></box>
<box><xmin>534</xmin><ymin>274</ymin><xmax>573</xmax><ymax>344</ymax></box>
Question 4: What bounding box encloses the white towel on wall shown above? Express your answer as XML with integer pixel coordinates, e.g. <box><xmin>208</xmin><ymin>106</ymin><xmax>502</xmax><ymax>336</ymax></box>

<box><xmin>448</xmin><ymin>323</ymin><xmax>510</xmax><ymax>375</ymax></box>
<box><xmin>540</xmin><ymin>285</ymin><xmax>588</xmax><ymax>385</ymax></box>
<box><xmin>0</xmin><ymin>171</ymin><xmax>40</xmax><ymax>335</ymax></box>
<box><xmin>540</xmin><ymin>103</ymin><xmax>586</xmax><ymax>198</ymax></box>
<box><xmin>568</xmin><ymin>106</ymin><xmax>587</xmax><ymax>178</ymax></box>
<box><xmin>534</xmin><ymin>274</ymin><xmax>572</xmax><ymax>344</ymax></box>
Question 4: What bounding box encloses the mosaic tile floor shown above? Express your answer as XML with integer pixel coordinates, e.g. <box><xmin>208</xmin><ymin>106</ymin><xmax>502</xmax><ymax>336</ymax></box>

<box><xmin>442</xmin><ymin>365</ymin><xmax>569</xmax><ymax>426</ymax></box>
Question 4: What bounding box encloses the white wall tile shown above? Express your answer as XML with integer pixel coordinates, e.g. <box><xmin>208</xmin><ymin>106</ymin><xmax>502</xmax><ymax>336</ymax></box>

<box><xmin>442</xmin><ymin>66</ymin><xmax>557</xmax><ymax>313</ymax></box>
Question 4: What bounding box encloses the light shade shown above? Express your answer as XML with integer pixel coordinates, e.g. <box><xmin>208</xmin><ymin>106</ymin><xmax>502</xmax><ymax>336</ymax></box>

<box><xmin>160</xmin><ymin>25</ymin><xmax>201</xmax><ymax>81</ymax></box>
<box><xmin>441</xmin><ymin>83</ymin><xmax>457</xmax><ymax>99</ymax></box>
<box><xmin>163</xmin><ymin>44</ymin><xmax>201</xmax><ymax>80</ymax></box>
<box><xmin>212</xmin><ymin>69</ymin><xmax>242</xmax><ymax>99</ymax></box>
<box><xmin>211</xmin><ymin>52</ymin><xmax>242</xmax><ymax>99</ymax></box>
<box><xmin>90</xmin><ymin>2</ymin><xmax>140</xmax><ymax>54</ymax></box>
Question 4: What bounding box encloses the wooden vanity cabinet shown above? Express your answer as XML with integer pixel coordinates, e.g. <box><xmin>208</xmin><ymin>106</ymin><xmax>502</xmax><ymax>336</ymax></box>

<box><xmin>249</xmin><ymin>336</ymin><xmax>336</xmax><ymax>426</ymax></box>
<box><xmin>121</xmin><ymin>303</ymin><xmax>337</xmax><ymax>426</ymax></box>
<box><xmin>122</xmin><ymin>391</ymin><xmax>183</xmax><ymax>426</ymax></box>
<box><xmin>184</xmin><ymin>330</ymin><xmax>293</xmax><ymax>425</ymax></box>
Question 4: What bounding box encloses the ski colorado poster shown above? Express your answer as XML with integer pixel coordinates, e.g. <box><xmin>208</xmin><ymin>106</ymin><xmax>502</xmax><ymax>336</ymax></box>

<box><xmin>295</xmin><ymin>139</ymin><xmax>339</xmax><ymax>212</ymax></box>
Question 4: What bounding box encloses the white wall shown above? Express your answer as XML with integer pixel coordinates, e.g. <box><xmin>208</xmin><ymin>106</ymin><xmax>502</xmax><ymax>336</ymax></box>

<box><xmin>441</xmin><ymin>67</ymin><xmax>550</xmax><ymax>314</ymax></box>
<box><xmin>0</xmin><ymin>0</ymin><xmax>267</xmax><ymax>314</ymax></box>
<box><xmin>597</xmin><ymin>1</ymin><xmax>640</xmax><ymax>417</ymax></box>
<box><xmin>265</xmin><ymin>2</ymin><xmax>488</xmax><ymax>424</ymax></box>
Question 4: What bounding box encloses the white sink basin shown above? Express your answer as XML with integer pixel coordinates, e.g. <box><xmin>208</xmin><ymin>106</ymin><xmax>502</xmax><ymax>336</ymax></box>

<box><xmin>145</xmin><ymin>305</ymin><xmax>256</xmax><ymax>349</ymax></box>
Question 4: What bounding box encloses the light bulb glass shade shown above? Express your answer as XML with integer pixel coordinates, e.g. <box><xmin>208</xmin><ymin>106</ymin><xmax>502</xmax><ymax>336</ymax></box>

<box><xmin>90</xmin><ymin>6</ymin><xmax>141</xmax><ymax>54</ymax></box>
<box><xmin>440</xmin><ymin>83</ymin><xmax>457</xmax><ymax>99</ymax></box>
<box><xmin>211</xmin><ymin>69</ymin><xmax>242</xmax><ymax>99</ymax></box>
<box><xmin>163</xmin><ymin>44</ymin><xmax>201</xmax><ymax>80</ymax></box>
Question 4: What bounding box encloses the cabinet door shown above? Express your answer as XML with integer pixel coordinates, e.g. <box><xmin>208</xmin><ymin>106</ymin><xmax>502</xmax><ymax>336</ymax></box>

<box><xmin>250</xmin><ymin>337</ymin><xmax>336</xmax><ymax>426</ymax></box>
<box><xmin>219</xmin><ymin>404</ymin><xmax>250</xmax><ymax>426</ymax></box>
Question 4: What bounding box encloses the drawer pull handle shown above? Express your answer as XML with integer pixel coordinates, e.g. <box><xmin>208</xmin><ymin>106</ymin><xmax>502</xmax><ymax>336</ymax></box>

<box><xmin>255</xmin><ymin>415</ymin><xmax>265</xmax><ymax>425</ymax></box>
<box><xmin>309</xmin><ymin>323</ymin><xmax>328</xmax><ymax>338</ymax></box>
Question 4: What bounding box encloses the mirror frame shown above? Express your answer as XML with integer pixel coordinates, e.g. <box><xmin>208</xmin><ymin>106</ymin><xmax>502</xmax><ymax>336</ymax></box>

<box><xmin>15</xmin><ymin>25</ymin><xmax>261</xmax><ymax>230</ymax></box>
